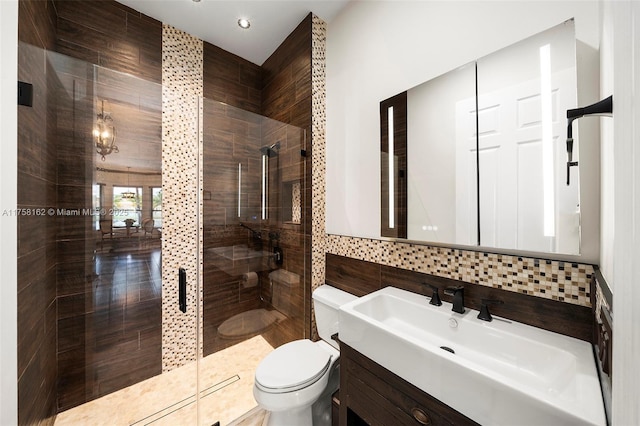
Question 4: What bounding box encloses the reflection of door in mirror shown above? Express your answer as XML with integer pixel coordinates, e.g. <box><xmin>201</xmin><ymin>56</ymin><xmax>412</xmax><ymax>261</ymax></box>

<box><xmin>477</xmin><ymin>20</ymin><xmax>579</xmax><ymax>254</ymax></box>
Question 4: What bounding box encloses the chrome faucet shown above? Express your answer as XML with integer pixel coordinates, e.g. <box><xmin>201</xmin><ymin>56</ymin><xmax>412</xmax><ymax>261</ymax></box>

<box><xmin>444</xmin><ymin>286</ymin><xmax>465</xmax><ymax>314</ymax></box>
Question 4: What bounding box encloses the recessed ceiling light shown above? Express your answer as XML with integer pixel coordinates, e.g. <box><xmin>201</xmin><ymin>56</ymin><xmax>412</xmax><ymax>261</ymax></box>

<box><xmin>238</xmin><ymin>18</ymin><xmax>251</xmax><ymax>29</ymax></box>
<box><xmin>192</xmin><ymin>0</ymin><xmax>201</xmax><ymax>2</ymax></box>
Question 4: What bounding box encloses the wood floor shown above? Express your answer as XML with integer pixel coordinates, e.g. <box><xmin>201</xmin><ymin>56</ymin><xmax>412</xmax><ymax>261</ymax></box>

<box><xmin>59</xmin><ymin>244</ymin><xmax>163</xmax><ymax>409</ymax></box>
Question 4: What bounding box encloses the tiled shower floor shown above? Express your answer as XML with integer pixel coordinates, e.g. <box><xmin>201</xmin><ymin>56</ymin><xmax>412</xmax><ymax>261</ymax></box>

<box><xmin>55</xmin><ymin>335</ymin><xmax>273</xmax><ymax>426</ymax></box>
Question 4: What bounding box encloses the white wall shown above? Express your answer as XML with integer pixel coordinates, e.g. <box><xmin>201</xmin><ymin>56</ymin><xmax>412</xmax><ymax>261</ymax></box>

<box><xmin>0</xmin><ymin>1</ymin><xmax>18</xmax><ymax>424</ymax></box>
<box><xmin>326</xmin><ymin>1</ymin><xmax>601</xmax><ymax>259</ymax></box>
<box><xmin>610</xmin><ymin>1</ymin><xmax>640</xmax><ymax>424</ymax></box>
<box><xmin>600</xmin><ymin>1</ymin><xmax>614</xmax><ymax>285</ymax></box>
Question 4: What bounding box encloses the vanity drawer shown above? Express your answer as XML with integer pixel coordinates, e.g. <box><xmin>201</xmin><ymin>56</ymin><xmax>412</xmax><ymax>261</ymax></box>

<box><xmin>340</xmin><ymin>344</ymin><xmax>478</xmax><ymax>426</ymax></box>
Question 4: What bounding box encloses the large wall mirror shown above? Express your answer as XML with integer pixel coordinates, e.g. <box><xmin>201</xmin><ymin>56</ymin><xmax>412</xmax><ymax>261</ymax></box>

<box><xmin>382</xmin><ymin>20</ymin><xmax>581</xmax><ymax>255</ymax></box>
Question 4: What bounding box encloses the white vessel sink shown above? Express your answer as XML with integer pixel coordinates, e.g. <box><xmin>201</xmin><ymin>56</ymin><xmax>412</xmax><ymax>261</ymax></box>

<box><xmin>338</xmin><ymin>286</ymin><xmax>606</xmax><ymax>426</ymax></box>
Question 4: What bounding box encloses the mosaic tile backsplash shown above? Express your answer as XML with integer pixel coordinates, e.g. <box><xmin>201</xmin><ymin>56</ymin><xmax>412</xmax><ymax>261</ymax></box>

<box><xmin>326</xmin><ymin>235</ymin><xmax>594</xmax><ymax>307</ymax></box>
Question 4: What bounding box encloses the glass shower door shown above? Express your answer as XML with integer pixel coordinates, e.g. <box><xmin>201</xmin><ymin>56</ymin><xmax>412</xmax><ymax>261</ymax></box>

<box><xmin>199</xmin><ymin>97</ymin><xmax>307</xmax><ymax>425</ymax></box>
<box><xmin>16</xmin><ymin>41</ymin><xmax>202</xmax><ymax>424</ymax></box>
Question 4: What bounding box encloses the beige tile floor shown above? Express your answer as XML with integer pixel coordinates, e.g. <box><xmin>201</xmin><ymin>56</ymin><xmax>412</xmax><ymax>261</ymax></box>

<box><xmin>55</xmin><ymin>335</ymin><xmax>274</xmax><ymax>426</ymax></box>
<box><xmin>228</xmin><ymin>407</ymin><xmax>269</xmax><ymax>426</ymax></box>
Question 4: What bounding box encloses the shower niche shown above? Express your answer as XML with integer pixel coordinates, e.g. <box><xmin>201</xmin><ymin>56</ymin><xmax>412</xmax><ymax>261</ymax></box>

<box><xmin>282</xmin><ymin>181</ymin><xmax>302</xmax><ymax>224</ymax></box>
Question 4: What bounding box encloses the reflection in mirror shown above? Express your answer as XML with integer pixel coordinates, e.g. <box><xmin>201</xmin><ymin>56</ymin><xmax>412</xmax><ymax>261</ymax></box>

<box><xmin>44</xmin><ymin>48</ymin><xmax>163</xmax><ymax>407</ymax></box>
<box><xmin>92</xmin><ymin>65</ymin><xmax>162</xmax><ymax>238</ymax></box>
<box><xmin>381</xmin><ymin>19</ymin><xmax>579</xmax><ymax>255</ymax></box>
<box><xmin>406</xmin><ymin>62</ymin><xmax>477</xmax><ymax>244</ymax></box>
<box><xmin>477</xmin><ymin>20</ymin><xmax>579</xmax><ymax>254</ymax></box>
<box><xmin>380</xmin><ymin>92</ymin><xmax>407</xmax><ymax>238</ymax></box>
<box><xmin>202</xmin><ymin>99</ymin><xmax>306</xmax><ymax>356</ymax></box>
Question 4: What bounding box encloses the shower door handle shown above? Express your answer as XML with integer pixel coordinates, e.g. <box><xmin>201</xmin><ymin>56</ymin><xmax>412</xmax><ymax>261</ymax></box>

<box><xmin>179</xmin><ymin>268</ymin><xmax>187</xmax><ymax>313</ymax></box>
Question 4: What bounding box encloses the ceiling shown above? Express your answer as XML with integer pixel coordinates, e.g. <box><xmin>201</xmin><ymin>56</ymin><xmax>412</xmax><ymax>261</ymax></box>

<box><xmin>115</xmin><ymin>0</ymin><xmax>352</xmax><ymax>65</ymax></box>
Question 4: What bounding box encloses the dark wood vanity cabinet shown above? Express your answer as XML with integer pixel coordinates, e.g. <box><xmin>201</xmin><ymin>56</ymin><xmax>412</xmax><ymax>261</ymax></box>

<box><xmin>339</xmin><ymin>343</ymin><xmax>479</xmax><ymax>426</ymax></box>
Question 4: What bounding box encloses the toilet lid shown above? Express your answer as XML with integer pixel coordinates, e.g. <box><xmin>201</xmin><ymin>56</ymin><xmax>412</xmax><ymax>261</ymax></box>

<box><xmin>255</xmin><ymin>340</ymin><xmax>332</xmax><ymax>392</ymax></box>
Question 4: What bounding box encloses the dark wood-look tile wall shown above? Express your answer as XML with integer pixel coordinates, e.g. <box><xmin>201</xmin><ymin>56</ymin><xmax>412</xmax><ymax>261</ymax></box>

<box><xmin>261</xmin><ymin>14</ymin><xmax>312</xmax><ymax>130</ymax></box>
<box><xmin>203</xmin><ymin>42</ymin><xmax>262</xmax><ymax>114</ymax></box>
<box><xmin>19</xmin><ymin>0</ymin><xmax>57</xmax><ymax>49</ymax></box>
<box><xmin>54</xmin><ymin>78</ymin><xmax>95</xmax><ymax>411</ymax></box>
<box><xmin>201</xmin><ymin>69</ymin><xmax>264</xmax><ymax>356</ymax></box>
<box><xmin>326</xmin><ymin>254</ymin><xmax>594</xmax><ymax>342</ymax></box>
<box><xmin>44</xmin><ymin>0</ymin><xmax>164</xmax><ymax>411</ymax></box>
<box><xmin>54</xmin><ymin>0</ymin><xmax>162</xmax><ymax>84</ymax></box>
<box><xmin>201</xmin><ymin>14</ymin><xmax>312</xmax><ymax>353</ymax></box>
<box><xmin>17</xmin><ymin>1</ymin><xmax>58</xmax><ymax>424</ymax></box>
<box><xmin>260</xmin><ymin>14</ymin><xmax>313</xmax><ymax>339</ymax></box>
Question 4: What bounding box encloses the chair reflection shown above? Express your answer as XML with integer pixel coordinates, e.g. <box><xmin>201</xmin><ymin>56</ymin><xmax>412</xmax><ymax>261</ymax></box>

<box><xmin>99</xmin><ymin>219</ymin><xmax>113</xmax><ymax>249</ymax></box>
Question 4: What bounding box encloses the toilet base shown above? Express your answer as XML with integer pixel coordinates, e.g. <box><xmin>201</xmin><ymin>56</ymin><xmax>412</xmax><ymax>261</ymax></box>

<box><xmin>258</xmin><ymin>362</ymin><xmax>338</xmax><ymax>426</ymax></box>
<box><xmin>264</xmin><ymin>391</ymin><xmax>333</xmax><ymax>426</ymax></box>
<box><xmin>266</xmin><ymin>406</ymin><xmax>312</xmax><ymax>426</ymax></box>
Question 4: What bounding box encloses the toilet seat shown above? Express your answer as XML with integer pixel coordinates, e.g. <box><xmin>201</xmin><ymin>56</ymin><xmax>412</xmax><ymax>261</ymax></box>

<box><xmin>255</xmin><ymin>340</ymin><xmax>332</xmax><ymax>394</ymax></box>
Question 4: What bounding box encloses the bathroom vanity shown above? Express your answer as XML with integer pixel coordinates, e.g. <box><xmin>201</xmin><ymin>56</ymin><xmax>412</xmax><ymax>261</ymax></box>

<box><xmin>339</xmin><ymin>342</ymin><xmax>478</xmax><ymax>426</ymax></box>
<box><xmin>336</xmin><ymin>286</ymin><xmax>606</xmax><ymax>426</ymax></box>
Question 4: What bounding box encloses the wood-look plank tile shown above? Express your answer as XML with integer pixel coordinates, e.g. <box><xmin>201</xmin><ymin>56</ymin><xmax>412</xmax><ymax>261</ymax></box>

<box><xmin>262</xmin><ymin>14</ymin><xmax>311</xmax><ymax>87</ymax></box>
<box><xmin>57</xmin><ymin>347</ymin><xmax>88</xmax><ymax>411</ymax></box>
<box><xmin>125</xmin><ymin>12</ymin><xmax>161</xmax><ymax>54</ymax></box>
<box><xmin>289</xmin><ymin>97</ymin><xmax>312</xmax><ymax>130</ymax></box>
<box><xmin>19</xmin><ymin>0</ymin><xmax>57</xmax><ymax>49</ymax></box>
<box><xmin>325</xmin><ymin>254</ymin><xmax>381</xmax><ymax>297</ymax></box>
<box><xmin>55</xmin><ymin>0</ymin><xmax>128</xmax><ymax>40</ymax></box>
<box><xmin>17</xmin><ymin>246</ymin><xmax>47</xmax><ymax>294</ymax></box>
<box><xmin>18</xmin><ymin>329</ymin><xmax>57</xmax><ymax>425</ymax></box>
<box><xmin>58</xmin><ymin>314</ymin><xmax>87</xmax><ymax>353</ymax></box>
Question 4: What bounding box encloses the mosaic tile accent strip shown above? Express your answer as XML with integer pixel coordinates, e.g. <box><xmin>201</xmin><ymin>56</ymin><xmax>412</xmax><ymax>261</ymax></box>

<box><xmin>595</xmin><ymin>284</ymin><xmax>611</xmax><ymax>321</ymax></box>
<box><xmin>595</xmin><ymin>278</ymin><xmax>611</xmax><ymax>323</ymax></box>
<box><xmin>311</xmin><ymin>15</ymin><xmax>327</xmax><ymax>340</ymax></box>
<box><xmin>311</xmin><ymin>15</ymin><xmax>327</xmax><ymax>293</ymax></box>
<box><xmin>161</xmin><ymin>24</ymin><xmax>203</xmax><ymax>371</ymax></box>
<box><xmin>326</xmin><ymin>234</ymin><xmax>595</xmax><ymax>307</ymax></box>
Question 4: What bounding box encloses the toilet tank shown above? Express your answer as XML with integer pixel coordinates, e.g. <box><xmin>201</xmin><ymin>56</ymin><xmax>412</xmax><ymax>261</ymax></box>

<box><xmin>312</xmin><ymin>285</ymin><xmax>358</xmax><ymax>349</ymax></box>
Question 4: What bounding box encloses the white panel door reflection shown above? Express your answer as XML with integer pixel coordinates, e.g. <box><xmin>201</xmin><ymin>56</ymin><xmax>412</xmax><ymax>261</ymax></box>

<box><xmin>457</xmin><ymin>68</ymin><xmax>579</xmax><ymax>253</ymax></box>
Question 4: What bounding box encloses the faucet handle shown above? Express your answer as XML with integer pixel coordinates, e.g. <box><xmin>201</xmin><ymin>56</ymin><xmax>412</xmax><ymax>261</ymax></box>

<box><xmin>443</xmin><ymin>285</ymin><xmax>464</xmax><ymax>296</ymax></box>
<box><xmin>425</xmin><ymin>284</ymin><xmax>442</xmax><ymax>306</ymax></box>
<box><xmin>478</xmin><ymin>299</ymin><xmax>504</xmax><ymax>322</ymax></box>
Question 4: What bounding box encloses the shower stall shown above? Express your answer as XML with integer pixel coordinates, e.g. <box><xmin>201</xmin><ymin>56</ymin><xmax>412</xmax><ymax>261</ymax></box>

<box><xmin>17</xmin><ymin>40</ymin><xmax>308</xmax><ymax>425</ymax></box>
<box><xmin>203</xmin><ymin>99</ymin><xmax>307</xmax><ymax>357</ymax></box>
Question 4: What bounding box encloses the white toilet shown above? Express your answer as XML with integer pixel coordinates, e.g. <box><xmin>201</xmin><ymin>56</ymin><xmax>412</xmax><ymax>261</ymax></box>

<box><xmin>253</xmin><ymin>284</ymin><xmax>357</xmax><ymax>426</ymax></box>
